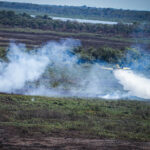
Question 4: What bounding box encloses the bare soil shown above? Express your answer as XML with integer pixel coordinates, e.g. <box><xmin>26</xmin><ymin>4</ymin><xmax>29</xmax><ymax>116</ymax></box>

<box><xmin>0</xmin><ymin>30</ymin><xmax>132</xmax><ymax>49</ymax></box>
<box><xmin>0</xmin><ymin>127</ymin><xmax>150</xmax><ymax>150</ymax></box>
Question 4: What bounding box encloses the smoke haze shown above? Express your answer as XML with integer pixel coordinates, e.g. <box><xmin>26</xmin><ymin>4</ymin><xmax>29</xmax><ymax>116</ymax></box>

<box><xmin>0</xmin><ymin>39</ymin><xmax>150</xmax><ymax>100</ymax></box>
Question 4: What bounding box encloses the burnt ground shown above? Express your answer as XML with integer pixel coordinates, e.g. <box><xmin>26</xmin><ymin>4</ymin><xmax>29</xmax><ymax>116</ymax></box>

<box><xmin>0</xmin><ymin>30</ymin><xmax>137</xmax><ymax>49</ymax></box>
<box><xmin>0</xmin><ymin>127</ymin><xmax>150</xmax><ymax>150</ymax></box>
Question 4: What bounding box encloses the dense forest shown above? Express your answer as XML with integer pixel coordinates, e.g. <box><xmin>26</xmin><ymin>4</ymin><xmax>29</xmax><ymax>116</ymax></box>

<box><xmin>0</xmin><ymin>10</ymin><xmax>150</xmax><ymax>37</ymax></box>
<box><xmin>0</xmin><ymin>1</ymin><xmax>150</xmax><ymax>23</ymax></box>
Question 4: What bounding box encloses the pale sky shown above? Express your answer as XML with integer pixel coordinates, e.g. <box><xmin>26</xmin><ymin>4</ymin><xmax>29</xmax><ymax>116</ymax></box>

<box><xmin>0</xmin><ymin>0</ymin><xmax>150</xmax><ymax>11</ymax></box>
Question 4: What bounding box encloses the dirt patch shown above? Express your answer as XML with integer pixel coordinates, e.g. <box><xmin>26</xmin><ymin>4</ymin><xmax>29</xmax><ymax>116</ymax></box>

<box><xmin>0</xmin><ymin>30</ymin><xmax>131</xmax><ymax>49</ymax></box>
<box><xmin>1</xmin><ymin>136</ymin><xmax>150</xmax><ymax>150</ymax></box>
<box><xmin>0</xmin><ymin>127</ymin><xmax>150</xmax><ymax>150</ymax></box>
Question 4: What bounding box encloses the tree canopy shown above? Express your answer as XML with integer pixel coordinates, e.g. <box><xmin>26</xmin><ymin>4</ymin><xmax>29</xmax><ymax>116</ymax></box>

<box><xmin>0</xmin><ymin>1</ymin><xmax>150</xmax><ymax>23</ymax></box>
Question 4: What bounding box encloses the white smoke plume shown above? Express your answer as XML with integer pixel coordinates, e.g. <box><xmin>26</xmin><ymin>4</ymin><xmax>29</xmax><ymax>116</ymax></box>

<box><xmin>0</xmin><ymin>39</ymin><xmax>150</xmax><ymax>100</ymax></box>
<box><xmin>0</xmin><ymin>43</ymin><xmax>49</xmax><ymax>92</ymax></box>
<box><xmin>0</xmin><ymin>39</ymin><xmax>79</xmax><ymax>93</ymax></box>
<box><xmin>114</xmin><ymin>70</ymin><xmax>150</xmax><ymax>99</ymax></box>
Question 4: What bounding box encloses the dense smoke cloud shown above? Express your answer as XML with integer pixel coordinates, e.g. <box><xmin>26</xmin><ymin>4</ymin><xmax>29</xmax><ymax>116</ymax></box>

<box><xmin>0</xmin><ymin>43</ymin><xmax>49</xmax><ymax>92</ymax></box>
<box><xmin>0</xmin><ymin>39</ymin><xmax>150</xmax><ymax>100</ymax></box>
<box><xmin>114</xmin><ymin>70</ymin><xmax>150</xmax><ymax>99</ymax></box>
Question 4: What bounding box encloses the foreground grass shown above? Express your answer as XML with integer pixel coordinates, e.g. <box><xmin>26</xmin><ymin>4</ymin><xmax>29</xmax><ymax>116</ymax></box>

<box><xmin>0</xmin><ymin>94</ymin><xmax>150</xmax><ymax>141</ymax></box>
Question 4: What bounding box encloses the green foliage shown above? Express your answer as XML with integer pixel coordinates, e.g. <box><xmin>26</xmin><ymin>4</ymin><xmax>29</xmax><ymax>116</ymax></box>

<box><xmin>0</xmin><ymin>10</ymin><xmax>150</xmax><ymax>36</ymax></box>
<box><xmin>74</xmin><ymin>46</ymin><xmax>125</xmax><ymax>63</ymax></box>
<box><xmin>0</xmin><ymin>47</ymin><xmax>7</xmax><ymax>60</ymax></box>
<box><xmin>0</xmin><ymin>1</ymin><xmax>150</xmax><ymax>23</ymax></box>
<box><xmin>0</xmin><ymin>94</ymin><xmax>150</xmax><ymax>141</ymax></box>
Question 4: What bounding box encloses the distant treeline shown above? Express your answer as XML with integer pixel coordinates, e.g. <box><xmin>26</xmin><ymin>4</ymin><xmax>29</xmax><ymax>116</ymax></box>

<box><xmin>0</xmin><ymin>1</ymin><xmax>150</xmax><ymax>23</ymax></box>
<box><xmin>0</xmin><ymin>10</ymin><xmax>150</xmax><ymax>36</ymax></box>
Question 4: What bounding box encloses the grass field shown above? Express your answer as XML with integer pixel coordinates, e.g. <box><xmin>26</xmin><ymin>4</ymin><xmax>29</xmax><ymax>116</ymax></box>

<box><xmin>0</xmin><ymin>94</ymin><xmax>150</xmax><ymax>142</ymax></box>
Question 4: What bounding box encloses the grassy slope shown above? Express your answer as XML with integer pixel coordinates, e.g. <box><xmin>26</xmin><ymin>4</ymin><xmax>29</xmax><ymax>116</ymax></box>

<box><xmin>0</xmin><ymin>94</ymin><xmax>150</xmax><ymax>141</ymax></box>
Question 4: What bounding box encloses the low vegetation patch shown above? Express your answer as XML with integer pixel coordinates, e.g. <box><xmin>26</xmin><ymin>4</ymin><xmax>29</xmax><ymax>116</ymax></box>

<box><xmin>0</xmin><ymin>94</ymin><xmax>150</xmax><ymax>141</ymax></box>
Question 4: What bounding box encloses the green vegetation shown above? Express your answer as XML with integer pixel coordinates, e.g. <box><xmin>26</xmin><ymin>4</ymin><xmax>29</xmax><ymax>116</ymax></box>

<box><xmin>0</xmin><ymin>1</ymin><xmax>150</xmax><ymax>23</ymax></box>
<box><xmin>74</xmin><ymin>46</ymin><xmax>126</xmax><ymax>63</ymax></box>
<box><xmin>0</xmin><ymin>10</ymin><xmax>150</xmax><ymax>36</ymax></box>
<box><xmin>0</xmin><ymin>94</ymin><xmax>150</xmax><ymax>141</ymax></box>
<box><xmin>0</xmin><ymin>47</ymin><xmax>6</xmax><ymax>58</ymax></box>
<box><xmin>0</xmin><ymin>2</ymin><xmax>150</xmax><ymax>146</ymax></box>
